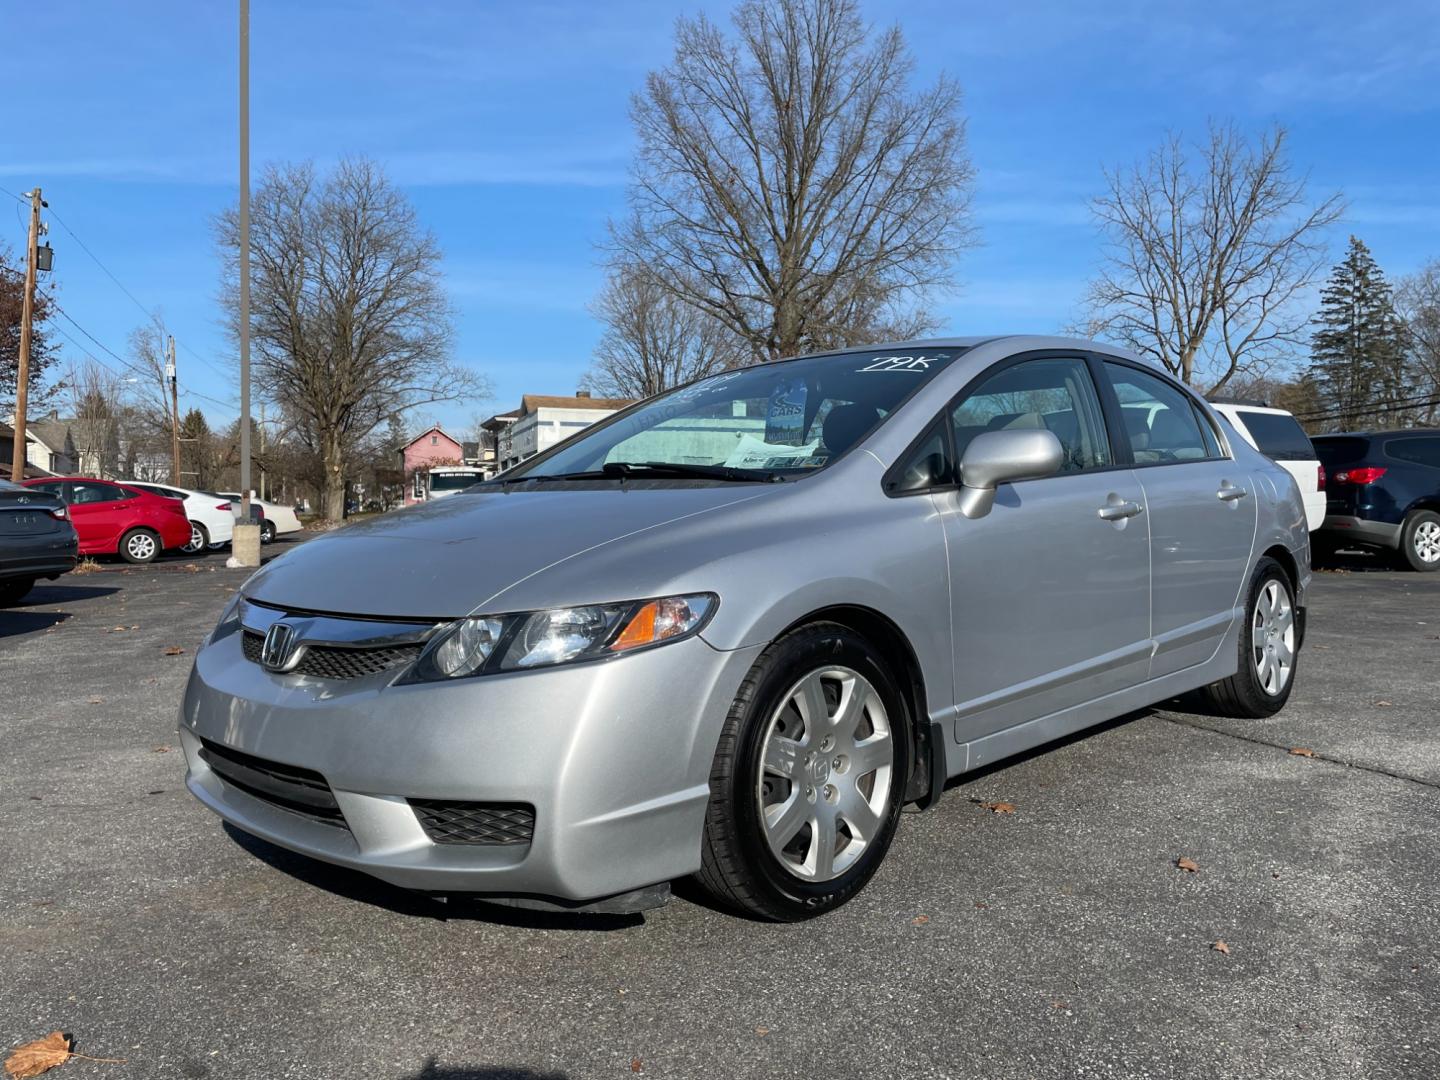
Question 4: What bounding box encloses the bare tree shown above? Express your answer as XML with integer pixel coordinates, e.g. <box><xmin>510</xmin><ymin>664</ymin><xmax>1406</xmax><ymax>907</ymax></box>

<box><xmin>583</xmin><ymin>264</ymin><xmax>746</xmax><ymax>398</ymax></box>
<box><xmin>64</xmin><ymin>359</ymin><xmax>127</xmax><ymax>477</ymax></box>
<box><xmin>1081</xmin><ymin>123</ymin><xmax>1344</xmax><ymax>390</ymax></box>
<box><xmin>215</xmin><ymin>158</ymin><xmax>486</xmax><ymax>520</ymax></box>
<box><xmin>612</xmin><ymin>0</ymin><xmax>974</xmax><ymax>363</ymax></box>
<box><xmin>1397</xmin><ymin>259</ymin><xmax>1440</xmax><ymax>425</ymax></box>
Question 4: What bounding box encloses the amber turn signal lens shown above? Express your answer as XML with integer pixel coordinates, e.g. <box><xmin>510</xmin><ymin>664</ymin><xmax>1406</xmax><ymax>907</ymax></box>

<box><xmin>609</xmin><ymin>595</ymin><xmax>713</xmax><ymax>653</ymax></box>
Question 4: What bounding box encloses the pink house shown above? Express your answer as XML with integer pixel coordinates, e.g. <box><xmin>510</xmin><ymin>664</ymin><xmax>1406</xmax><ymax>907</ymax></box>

<box><xmin>399</xmin><ymin>425</ymin><xmax>465</xmax><ymax>505</ymax></box>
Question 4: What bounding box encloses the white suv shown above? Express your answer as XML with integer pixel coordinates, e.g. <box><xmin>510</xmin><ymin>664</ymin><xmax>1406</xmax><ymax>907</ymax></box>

<box><xmin>1208</xmin><ymin>402</ymin><xmax>1325</xmax><ymax>531</ymax></box>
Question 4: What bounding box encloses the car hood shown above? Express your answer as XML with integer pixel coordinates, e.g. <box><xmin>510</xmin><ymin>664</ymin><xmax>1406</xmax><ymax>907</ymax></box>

<box><xmin>241</xmin><ymin>483</ymin><xmax>771</xmax><ymax>619</ymax></box>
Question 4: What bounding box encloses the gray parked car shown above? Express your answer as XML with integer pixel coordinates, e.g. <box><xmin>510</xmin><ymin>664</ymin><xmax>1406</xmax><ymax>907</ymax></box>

<box><xmin>0</xmin><ymin>478</ymin><xmax>78</xmax><ymax>604</ymax></box>
<box><xmin>181</xmin><ymin>337</ymin><xmax>1310</xmax><ymax>920</ymax></box>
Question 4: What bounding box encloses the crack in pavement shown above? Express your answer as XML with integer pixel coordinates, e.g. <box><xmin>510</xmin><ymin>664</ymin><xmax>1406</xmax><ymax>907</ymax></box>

<box><xmin>1160</xmin><ymin>711</ymin><xmax>1440</xmax><ymax>792</ymax></box>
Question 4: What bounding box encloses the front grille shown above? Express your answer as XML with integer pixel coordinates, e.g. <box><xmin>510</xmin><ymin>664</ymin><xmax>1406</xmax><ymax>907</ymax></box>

<box><xmin>409</xmin><ymin>800</ymin><xmax>536</xmax><ymax>846</ymax></box>
<box><xmin>241</xmin><ymin>630</ymin><xmax>422</xmax><ymax>680</ymax></box>
<box><xmin>198</xmin><ymin>737</ymin><xmax>348</xmax><ymax>830</ymax></box>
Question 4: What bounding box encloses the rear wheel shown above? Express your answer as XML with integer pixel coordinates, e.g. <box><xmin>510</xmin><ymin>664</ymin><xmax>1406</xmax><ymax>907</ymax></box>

<box><xmin>1398</xmin><ymin>510</ymin><xmax>1440</xmax><ymax>572</ymax></box>
<box><xmin>697</xmin><ymin>623</ymin><xmax>910</xmax><ymax>921</ymax></box>
<box><xmin>0</xmin><ymin>578</ymin><xmax>35</xmax><ymax>605</ymax></box>
<box><xmin>260</xmin><ymin>520</ymin><xmax>276</xmax><ymax>544</ymax></box>
<box><xmin>119</xmin><ymin>528</ymin><xmax>161</xmax><ymax>565</ymax></box>
<box><xmin>1197</xmin><ymin>557</ymin><xmax>1297</xmax><ymax>718</ymax></box>
<box><xmin>181</xmin><ymin>521</ymin><xmax>209</xmax><ymax>554</ymax></box>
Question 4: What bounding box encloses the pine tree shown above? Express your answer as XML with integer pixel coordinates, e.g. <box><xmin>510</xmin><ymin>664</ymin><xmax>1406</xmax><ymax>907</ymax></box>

<box><xmin>1308</xmin><ymin>236</ymin><xmax>1410</xmax><ymax>431</ymax></box>
<box><xmin>179</xmin><ymin>408</ymin><xmax>214</xmax><ymax>489</ymax></box>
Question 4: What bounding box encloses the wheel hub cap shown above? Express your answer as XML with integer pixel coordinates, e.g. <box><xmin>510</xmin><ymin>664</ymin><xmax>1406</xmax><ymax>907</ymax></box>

<box><xmin>756</xmin><ymin>666</ymin><xmax>893</xmax><ymax>883</ymax></box>
<box><xmin>1252</xmin><ymin>580</ymin><xmax>1295</xmax><ymax>696</ymax></box>
<box><xmin>1416</xmin><ymin>521</ymin><xmax>1440</xmax><ymax>563</ymax></box>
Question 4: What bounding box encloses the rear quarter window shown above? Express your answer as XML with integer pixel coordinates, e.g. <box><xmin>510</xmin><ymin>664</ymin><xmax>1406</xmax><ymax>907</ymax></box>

<box><xmin>1384</xmin><ymin>436</ymin><xmax>1440</xmax><ymax>468</ymax></box>
<box><xmin>1235</xmin><ymin>411</ymin><xmax>1314</xmax><ymax>462</ymax></box>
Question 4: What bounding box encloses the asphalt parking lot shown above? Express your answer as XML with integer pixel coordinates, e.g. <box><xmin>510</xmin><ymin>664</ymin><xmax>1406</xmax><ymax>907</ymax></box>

<box><xmin>2</xmin><ymin>543</ymin><xmax>1437</xmax><ymax>1080</ymax></box>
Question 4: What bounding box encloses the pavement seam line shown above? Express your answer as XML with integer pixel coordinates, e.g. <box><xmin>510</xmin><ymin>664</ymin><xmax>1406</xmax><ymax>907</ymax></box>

<box><xmin>1159</xmin><ymin>712</ymin><xmax>1440</xmax><ymax>792</ymax></box>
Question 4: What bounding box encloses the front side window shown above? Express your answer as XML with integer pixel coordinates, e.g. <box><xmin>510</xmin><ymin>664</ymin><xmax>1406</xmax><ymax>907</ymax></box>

<box><xmin>70</xmin><ymin>482</ymin><xmax>121</xmax><ymax>505</ymax></box>
<box><xmin>1105</xmin><ymin>362</ymin><xmax>1216</xmax><ymax>464</ymax></box>
<box><xmin>952</xmin><ymin>357</ymin><xmax>1111</xmax><ymax>474</ymax></box>
<box><xmin>508</xmin><ymin>348</ymin><xmax>966</xmax><ymax>480</ymax></box>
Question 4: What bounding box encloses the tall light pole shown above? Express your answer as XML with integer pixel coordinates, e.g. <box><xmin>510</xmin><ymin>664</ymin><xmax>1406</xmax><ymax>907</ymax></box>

<box><xmin>231</xmin><ymin>0</ymin><xmax>261</xmax><ymax>565</ymax></box>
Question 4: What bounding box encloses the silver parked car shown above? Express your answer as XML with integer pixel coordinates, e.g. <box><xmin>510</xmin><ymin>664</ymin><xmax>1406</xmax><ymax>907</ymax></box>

<box><xmin>181</xmin><ymin>337</ymin><xmax>1309</xmax><ymax>920</ymax></box>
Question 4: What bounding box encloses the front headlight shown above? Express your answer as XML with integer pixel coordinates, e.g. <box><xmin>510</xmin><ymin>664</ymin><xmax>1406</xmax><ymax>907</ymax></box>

<box><xmin>401</xmin><ymin>593</ymin><xmax>716</xmax><ymax>683</ymax></box>
<box><xmin>202</xmin><ymin>591</ymin><xmax>246</xmax><ymax>648</ymax></box>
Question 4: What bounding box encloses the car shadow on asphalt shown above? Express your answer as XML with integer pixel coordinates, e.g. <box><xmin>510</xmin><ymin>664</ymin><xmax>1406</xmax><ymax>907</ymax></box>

<box><xmin>399</xmin><ymin>1060</ymin><xmax>569</xmax><ymax>1080</ymax></box>
<box><xmin>222</xmin><ymin>824</ymin><xmax>644</xmax><ymax>932</ymax></box>
<box><xmin>0</xmin><ymin>608</ymin><xmax>74</xmax><ymax>638</ymax></box>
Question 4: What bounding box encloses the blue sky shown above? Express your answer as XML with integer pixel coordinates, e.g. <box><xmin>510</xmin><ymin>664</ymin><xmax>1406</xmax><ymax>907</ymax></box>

<box><xmin>4</xmin><ymin>0</ymin><xmax>1438</xmax><ymax>436</ymax></box>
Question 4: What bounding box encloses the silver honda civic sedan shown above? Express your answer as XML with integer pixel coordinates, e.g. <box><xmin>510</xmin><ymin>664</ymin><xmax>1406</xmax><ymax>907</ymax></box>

<box><xmin>181</xmin><ymin>336</ymin><xmax>1309</xmax><ymax>920</ymax></box>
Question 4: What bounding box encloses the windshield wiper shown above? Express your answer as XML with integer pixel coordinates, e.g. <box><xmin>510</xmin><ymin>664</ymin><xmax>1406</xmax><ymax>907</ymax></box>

<box><xmin>602</xmin><ymin>462</ymin><xmax>784</xmax><ymax>483</ymax></box>
<box><xmin>495</xmin><ymin>463</ymin><xmax>785</xmax><ymax>484</ymax></box>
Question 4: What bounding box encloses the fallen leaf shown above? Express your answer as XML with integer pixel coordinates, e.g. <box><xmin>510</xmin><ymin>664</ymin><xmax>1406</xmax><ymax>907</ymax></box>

<box><xmin>1288</xmin><ymin>747</ymin><xmax>1315</xmax><ymax>757</ymax></box>
<box><xmin>911</xmin><ymin>914</ymin><xmax>930</xmax><ymax>926</ymax></box>
<box><xmin>152</xmin><ymin>746</ymin><xmax>171</xmax><ymax>754</ymax></box>
<box><xmin>1212</xmin><ymin>940</ymin><xmax>1231</xmax><ymax>955</ymax></box>
<box><xmin>4</xmin><ymin>1031</ymin><xmax>70</xmax><ymax>1079</ymax></box>
<box><xmin>162</xmin><ymin>647</ymin><xmax>186</xmax><ymax>657</ymax></box>
<box><xmin>974</xmin><ymin>901</ymin><xmax>989</xmax><ymax>910</ymax></box>
<box><xmin>981</xmin><ymin>801</ymin><xmax>1016</xmax><ymax>814</ymax></box>
<box><xmin>1374</xmin><ymin>699</ymin><xmax>1393</xmax><ymax>708</ymax></box>
<box><xmin>110</xmin><ymin>626</ymin><xmax>127</xmax><ymax>633</ymax></box>
<box><xmin>754</xmin><ymin>1026</ymin><xmax>769</xmax><ymax>1037</ymax></box>
<box><xmin>630</xmin><ymin>1060</ymin><xmax>643</xmax><ymax>1073</ymax></box>
<box><xmin>1311</xmin><ymin>643</ymin><xmax>1331</xmax><ymax>650</ymax></box>
<box><xmin>86</xmin><ymin>698</ymin><xmax>103</xmax><ymax>705</ymax></box>
<box><xmin>1051</xmin><ymin>1001</ymin><xmax>1068</xmax><ymax>1010</ymax></box>
<box><xmin>1176</xmin><ymin>856</ymin><xmax>1200</xmax><ymax>873</ymax></box>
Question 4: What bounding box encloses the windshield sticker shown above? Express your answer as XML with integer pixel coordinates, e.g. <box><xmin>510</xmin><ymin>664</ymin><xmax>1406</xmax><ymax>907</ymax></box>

<box><xmin>725</xmin><ymin>434</ymin><xmax>820</xmax><ymax>470</ymax></box>
<box><xmin>857</xmin><ymin>353</ymin><xmax>950</xmax><ymax>373</ymax></box>
<box><xmin>764</xmin><ymin>377</ymin><xmax>808</xmax><ymax>445</ymax></box>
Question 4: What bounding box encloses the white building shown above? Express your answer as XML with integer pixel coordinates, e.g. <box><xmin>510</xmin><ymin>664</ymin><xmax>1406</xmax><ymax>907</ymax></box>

<box><xmin>491</xmin><ymin>392</ymin><xmax>634</xmax><ymax>472</ymax></box>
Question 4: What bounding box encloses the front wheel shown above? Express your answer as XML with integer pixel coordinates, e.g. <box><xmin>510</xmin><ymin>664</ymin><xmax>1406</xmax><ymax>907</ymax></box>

<box><xmin>1197</xmin><ymin>557</ymin><xmax>1298</xmax><ymax>718</ymax></box>
<box><xmin>697</xmin><ymin>623</ymin><xmax>910</xmax><ymax>921</ymax></box>
<box><xmin>181</xmin><ymin>521</ymin><xmax>209</xmax><ymax>554</ymax></box>
<box><xmin>1398</xmin><ymin>510</ymin><xmax>1440</xmax><ymax>572</ymax></box>
<box><xmin>119</xmin><ymin>528</ymin><xmax>161</xmax><ymax>565</ymax></box>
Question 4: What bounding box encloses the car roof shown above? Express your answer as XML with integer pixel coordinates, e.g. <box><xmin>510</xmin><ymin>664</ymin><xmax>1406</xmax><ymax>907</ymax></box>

<box><xmin>1315</xmin><ymin>429</ymin><xmax>1440</xmax><ymax>439</ymax></box>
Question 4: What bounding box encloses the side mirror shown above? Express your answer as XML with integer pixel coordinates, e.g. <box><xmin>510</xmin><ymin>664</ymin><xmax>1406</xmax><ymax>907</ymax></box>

<box><xmin>957</xmin><ymin>428</ymin><xmax>1064</xmax><ymax>519</ymax></box>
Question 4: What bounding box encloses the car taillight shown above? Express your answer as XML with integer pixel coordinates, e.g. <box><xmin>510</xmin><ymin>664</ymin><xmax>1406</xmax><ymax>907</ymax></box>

<box><xmin>215</xmin><ymin>502</ymin><xmax>231</xmax><ymax>511</ymax></box>
<box><xmin>1333</xmin><ymin>466</ymin><xmax>1387</xmax><ymax>484</ymax></box>
<box><xmin>51</xmin><ymin>507</ymin><xmax>68</xmax><ymax>520</ymax></box>
<box><xmin>1316</xmin><ymin>464</ymin><xmax>1325</xmax><ymax>490</ymax></box>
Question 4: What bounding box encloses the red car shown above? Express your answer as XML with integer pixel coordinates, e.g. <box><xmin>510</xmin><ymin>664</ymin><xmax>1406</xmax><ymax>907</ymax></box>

<box><xmin>22</xmin><ymin>477</ymin><xmax>192</xmax><ymax>564</ymax></box>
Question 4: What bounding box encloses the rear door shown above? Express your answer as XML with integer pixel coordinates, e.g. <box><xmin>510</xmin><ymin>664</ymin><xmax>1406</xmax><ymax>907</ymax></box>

<box><xmin>939</xmin><ymin>354</ymin><xmax>1151</xmax><ymax>750</ymax></box>
<box><xmin>1101</xmin><ymin>361</ymin><xmax>1257</xmax><ymax>678</ymax></box>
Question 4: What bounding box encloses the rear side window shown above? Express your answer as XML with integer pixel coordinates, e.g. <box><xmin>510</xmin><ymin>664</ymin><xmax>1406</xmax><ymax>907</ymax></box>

<box><xmin>1104</xmin><ymin>363</ymin><xmax>1216</xmax><ymax>464</ymax></box>
<box><xmin>1386</xmin><ymin>436</ymin><xmax>1440</xmax><ymax>468</ymax></box>
<box><xmin>1235</xmin><ymin>411</ymin><xmax>1314</xmax><ymax>462</ymax></box>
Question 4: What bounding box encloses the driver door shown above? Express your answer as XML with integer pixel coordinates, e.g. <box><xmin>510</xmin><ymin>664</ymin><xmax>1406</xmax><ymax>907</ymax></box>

<box><xmin>936</xmin><ymin>355</ymin><xmax>1151</xmax><ymax>758</ymax></box>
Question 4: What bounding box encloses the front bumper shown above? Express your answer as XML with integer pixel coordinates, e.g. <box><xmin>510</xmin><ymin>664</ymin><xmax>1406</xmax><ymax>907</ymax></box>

<box><xmin>180</xmin><ymin>627</ymin><xmax>761</xmax><ymax>902</ymax></box>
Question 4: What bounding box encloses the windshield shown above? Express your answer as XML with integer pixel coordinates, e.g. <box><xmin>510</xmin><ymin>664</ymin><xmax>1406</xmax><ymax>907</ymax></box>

<box><xmin>430</xmin><ymin>471</ymin><xmax>482</xmax><ymax>492</ymax></box>
<box><xmin>508</xmin><ymin>348</ymin><xmax>965</xmax><ymax>480</ymax></box>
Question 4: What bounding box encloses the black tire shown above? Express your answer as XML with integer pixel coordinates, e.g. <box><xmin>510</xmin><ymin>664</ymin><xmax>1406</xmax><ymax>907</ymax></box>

<box><xmin>1309</xmin><ymin>535</ymin><xmax>1339</xmax><ymax>568</ymax></box>
<box><xmin>697</xmin><ymin>622</ymin><xmax>911</xmax><ymax>921</ymax></box>
<box><xmin>181</xmin><ymin>521</ymin><xmax>209</xmax><ymax>555</ymax></box>
<box><xmin>1397</xmin><ymin>510</ymin><xmax>1440</xmax><ymax>572</ymax></box>
<box><xmin>1197</xmin><ymin>557</ymin><xmax>1298</xmax><ymax>718</ymax></box>
<box><xmin>0</xmin><ymin>578</ymin><xmax>35</xmax><ymax>605</ymax></box>
<box><xmin>260</xmin><ymin>520</ymin><xmax>276</xmax><ymax>544</ymax></box>
<box><xmin>118</xmin><ymin>527</ymin><xmax>161</xmax><ymax>565</ymax></box>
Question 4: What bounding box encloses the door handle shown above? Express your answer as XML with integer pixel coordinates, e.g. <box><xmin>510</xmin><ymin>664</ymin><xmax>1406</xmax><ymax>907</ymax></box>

<box><xmin>1216</xmin><ymin>481</ymin><xmax>1249</xmax><ymax>502</ymax></box>
<box><xmin>1097</xmin><ymin>499</ymin><xmax>1143</xmax><ymax>521</ymax></box>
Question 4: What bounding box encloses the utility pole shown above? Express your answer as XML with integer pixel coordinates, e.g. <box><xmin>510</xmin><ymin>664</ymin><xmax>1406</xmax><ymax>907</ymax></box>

<box><xmin>230</xmin><ymin>0</ymin><xmax>260</xmax><ymax>565</ymax></box>
<box><xmin>166</xmin><ymin>335</ymin><xmax>180</xmax><ymax>484</ymax></box>
<box><xmin>258</xmin><ymin>400</ymin><xmax>267</xmax><ymax>500</ymax></box>
<box><xmin>8</xmin><ymin>188</ymin><xmax>43</xmax><ymax>483</ymax></box>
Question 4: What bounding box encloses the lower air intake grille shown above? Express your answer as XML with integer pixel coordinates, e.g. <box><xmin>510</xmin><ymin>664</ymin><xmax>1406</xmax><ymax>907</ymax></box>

<box><xmin>198</xmin><ymin>737</ymin><xmax>348</xmax><ymax>830</ymax></box>
<box><xmin>409</xmin><ymin>800</ymin><xmax>536</xmax><ymax>846</ymax></box>
<box><xmin>241</xmin><ymin>630</ymin><xmax>421</xmax><ymax>680</ymax></box>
